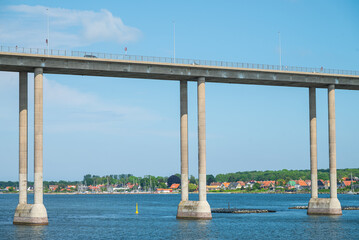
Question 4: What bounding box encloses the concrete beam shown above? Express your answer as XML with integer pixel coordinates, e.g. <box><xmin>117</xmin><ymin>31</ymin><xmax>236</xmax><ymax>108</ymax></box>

<box><xmin>1</xmin><ymin>53</ymin><xmax>359</xmax><ymax>90</ymax></box>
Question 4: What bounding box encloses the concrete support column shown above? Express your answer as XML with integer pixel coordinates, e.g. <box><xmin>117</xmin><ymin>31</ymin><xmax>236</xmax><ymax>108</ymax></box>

<box><xmin>19</xmin><ymin>72</ymin><xmax>28</xmax><ymax>204</ymax></box>
<box><xmin>14</xmin><ymin>68</ymin><xmax>48</xmax><ymax>225</ymax></box>
<box><xmin>328</xmin><ymin>84</ymin><xmax>338</xmax><ymax>199</ymax></box>
<box><xmin>176</xmin><ymin>77</ymin><xmax>211</xmax><ymax>220</ymax></box>
<box><xmin>197</xmin><ymin>77</ymin><xmax>206</xmax><ymax>202</ymax></box>
<box><xmin>308</xmin><ymin>84</ymin><xmax>341</xmax><ymax>215</ymax></box>
<box><xmin>34</xmin><ymin>68</ymin><xmax>44</xmax><ymax>205</ymax></box>
<box><xmin>309</xmin><ymin>88</ymin><xmax>318</xmax><ymax>199</ymax></box>
<box><xmin>180</xmin><ymin>81</ymin><xmax>189</xmax><ymax>202</ymax></box>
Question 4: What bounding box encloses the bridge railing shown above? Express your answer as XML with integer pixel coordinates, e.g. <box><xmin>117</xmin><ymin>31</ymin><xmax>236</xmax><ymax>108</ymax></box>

<box><xmin>1</xmin><ymin>45</ymin><xmax>358</xmax><ymax>76</ymax></box>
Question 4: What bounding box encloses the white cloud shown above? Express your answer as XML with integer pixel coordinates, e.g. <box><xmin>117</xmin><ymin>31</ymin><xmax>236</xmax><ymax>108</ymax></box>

<box><xmin>1</xmin><ymin>5</ymin><xmax>141</xmax><ymax>48</ymax></box>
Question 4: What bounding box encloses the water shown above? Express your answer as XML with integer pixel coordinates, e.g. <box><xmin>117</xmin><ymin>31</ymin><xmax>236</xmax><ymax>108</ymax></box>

<box><xmin>0</xmin><ymin>193</ymin><xmax>358</xmax><ymax>240</ymax></box>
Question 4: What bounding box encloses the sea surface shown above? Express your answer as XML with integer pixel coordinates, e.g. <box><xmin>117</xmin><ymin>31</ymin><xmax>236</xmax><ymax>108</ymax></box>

<box><xmin>0</xmin><ymin>193</ymin><xmax>358</xmax><ymax>240</ymax></box>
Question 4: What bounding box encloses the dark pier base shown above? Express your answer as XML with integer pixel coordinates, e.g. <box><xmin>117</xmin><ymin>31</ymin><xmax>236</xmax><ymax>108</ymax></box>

<box><xmin>211</xmin><ymin>208</ymin><xmax>276</xmax><ymax>214</ymax></box>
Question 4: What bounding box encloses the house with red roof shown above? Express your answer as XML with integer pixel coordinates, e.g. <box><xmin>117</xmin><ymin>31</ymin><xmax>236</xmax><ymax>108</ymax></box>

<box><xmin>88</xmin><ymin>185</ymin><xmax>100</xmax><ymax>191</ymax></box>
<box><xmin>67</xmin><ymin>185</ymin><xmax>77</xmax><ymax>190</ymax></box>
<box><xmin>295</xmin><ymin>180</ymin><xmax>309</xmax><ymax>190</ymax></box>
<box><xmin>156</xmin><ymin>188</ymin><xmax>172</xmax><ymax>193</ymax></box>
<box><xmin>323</xmin><ymin>180</ymin><xmax>330</xmax><ymax>189</ymax></box>
<box><xmin>342</xmin><ymin>181</ymin><xmax>352</xmax><ymax>187</ymax></box>
<box><xmin>221</xmin><ymin>182</ymin><xmax>230</xmax><ymax>190</ymax></box>
<box><xmin>260</xmin><ymin>181</ymin><xmax>276</xmax><ymax>189</ymax></box>
<box><xmin>237</xmin><ymin>181</ymin><xmax>246</xmax><ymax>188</ymax></box>
<box><xmin>49</xmin><ymin>185</ymin><xmax>58</xmax><ymax>191</ymax></box>
<box><xmin>170</xmin><ymin>183</ymin><xmax>180</xmax><ymax>189</ymax></box>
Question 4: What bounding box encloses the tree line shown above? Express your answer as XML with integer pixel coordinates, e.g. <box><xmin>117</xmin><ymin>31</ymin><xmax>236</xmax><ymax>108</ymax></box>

<box><xmin>206</xmin><ymin>168</ymin><xmax>359</xmax><ymax>185</ymax></box>
<box><xmin>1</xmin><ymin>168</ymin><xmax>358</xmax><ymax>189</ymax></box>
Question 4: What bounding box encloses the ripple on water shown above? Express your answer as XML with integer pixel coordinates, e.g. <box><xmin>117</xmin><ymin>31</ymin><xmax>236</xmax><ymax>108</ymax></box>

<box><xmin>0</xmin><ymin>193</ymin><xmax>358</xmax><ymax>240</ymax></box>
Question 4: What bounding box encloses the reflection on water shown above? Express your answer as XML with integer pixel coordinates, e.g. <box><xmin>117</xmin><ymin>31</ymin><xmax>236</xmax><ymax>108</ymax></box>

<box><xmin>175</xmin><ymin>220</ymin><xmax>212</xmax><ymax>240</ymax></box>
<box><xmin>15</xmin><ymin>225</ymin><xmax>47</xmax><ymax>240</ymax></box>
<box><xmin>306</xmin><ymin>215</ymin><xmax>344</xmax><ymax>240</ymax></box>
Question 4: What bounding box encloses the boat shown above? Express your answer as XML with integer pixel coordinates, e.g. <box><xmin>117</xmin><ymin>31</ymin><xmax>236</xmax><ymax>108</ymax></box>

<box><xmin>346</xmin><ymin>173</ymin><xmax>355</xmax><ymax>195</ymax></box>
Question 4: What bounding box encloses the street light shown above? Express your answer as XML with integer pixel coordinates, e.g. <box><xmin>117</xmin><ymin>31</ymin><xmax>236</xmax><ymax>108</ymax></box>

<box><xmin>278</xmin><ymin>31</ymin><xmax>282</xmax><ymax>70</ymax></box>
<box><xmin>46</xmin><ymin>8</ymin><xmax>50</xmax><ymax>55</ymax></box>
<box><xmin>173</xmin><ymin>21</ymin><xmax>176</xmax><ymax>63</ymax></box>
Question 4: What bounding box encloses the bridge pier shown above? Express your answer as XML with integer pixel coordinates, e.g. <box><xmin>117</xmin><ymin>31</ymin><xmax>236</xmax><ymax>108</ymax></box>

<box><xmin>14</xmin><ymin>68</ymin><xmax>48</xmax><ymax>225</ymax></box>
<box><xmin>307</xmin><ymin>85</ymin><xmax>342</xmax><ymax>215</ymax></box>
<box><xmin>179</xmin><ymin>80</ymin><xmax>189</xmax><ymax>203</ymax></box>
<box><xmin>177</xmin><ymin>77</ymin><xmax>212</xmax><ymax>220</ymax></box>
<box><xmin>13</xmin><ymin>72</ymin><xmax>29</xmax><ymax>222</ymax></box>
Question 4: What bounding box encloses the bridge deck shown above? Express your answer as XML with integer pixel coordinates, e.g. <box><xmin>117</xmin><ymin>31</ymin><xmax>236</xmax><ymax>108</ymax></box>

<box><xmin>1</xmin><ymin>52</ymin><xmax>359</xmax><ymax>90</ymax></box>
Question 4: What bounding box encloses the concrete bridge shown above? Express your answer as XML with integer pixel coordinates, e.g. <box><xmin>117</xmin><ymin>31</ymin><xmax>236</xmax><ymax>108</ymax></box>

<box><xmin>1</xmin><ymin>47</ymin><xmax>359</xmax><ymax>225</ymax></box>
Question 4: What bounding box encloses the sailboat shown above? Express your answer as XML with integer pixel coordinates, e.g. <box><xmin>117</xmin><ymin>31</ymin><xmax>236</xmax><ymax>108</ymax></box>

<box><xmin>346</xmin><ymin>173</ymin><xmax>355</xmax><ymax>195</ymax></box>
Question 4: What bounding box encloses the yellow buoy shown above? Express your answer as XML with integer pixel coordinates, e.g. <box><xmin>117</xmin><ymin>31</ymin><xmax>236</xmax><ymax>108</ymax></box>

<box><xmin>135</xmin><ymin>203</ymin><xmax>139</xmax><ymax>214</ymax></box>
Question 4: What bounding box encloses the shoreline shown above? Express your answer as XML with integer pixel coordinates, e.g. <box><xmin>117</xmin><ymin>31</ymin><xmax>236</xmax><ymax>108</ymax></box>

<box><xmin>1</xmin><ymin>191</ymin><xmax>356</xmax><ymax>195</ymax></box>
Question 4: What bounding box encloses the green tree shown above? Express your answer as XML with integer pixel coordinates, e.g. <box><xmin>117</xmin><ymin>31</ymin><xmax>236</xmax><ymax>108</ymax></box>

<box><xmin>228</xmin><ymin>173</ymin><xmax>237</xmax><ymax>182</ymax></box>
<box><xmin>167</xmin><ymin>175</ymin><xmax>181</xmax><ymax>187</ymax></box>
<box><xmin>277</xmin><ymin>179</ymin><xmax>286</xmax><ymax>186</ymax></box>
<box><xmin>215</xmin><ymin>174</ymin><xmax>228</xmax><ymax>182</ymax></box>
<box><xmin>252</xmin><ymin>182</ymin><xmax>261</xmax><ymax>190</ymax></box>
<box><xmin>189</xmin><ymin>175</ymin><xmax>197</xmax><ymax>184</ymax></box>
<box><xmin>188</xmin><ymin>183</ymin><xmax>197</xmax><ymax>192</ymax></box>
<box><xmin>156</xmin><ymin>176</ymin><xmax>166</xmax><ymax>184</ymax></box>
<box><xmin>206</xmin><ymin>175</ymin><xmax>215</xmax><ymax>185</ymax></box>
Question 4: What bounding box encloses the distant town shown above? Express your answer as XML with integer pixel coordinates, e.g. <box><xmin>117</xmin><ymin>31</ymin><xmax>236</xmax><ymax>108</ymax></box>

<box><xmin>1</xmin><ymin>168</ymin><xmax>358</xmax><ymax>194</ymax></box>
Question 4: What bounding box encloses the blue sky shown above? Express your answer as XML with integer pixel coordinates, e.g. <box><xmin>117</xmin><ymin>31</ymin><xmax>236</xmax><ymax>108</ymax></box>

<box><xmin>0</xmin><ymin>0</ymin><xmax>358</xmax><ymax>181</ymax></box>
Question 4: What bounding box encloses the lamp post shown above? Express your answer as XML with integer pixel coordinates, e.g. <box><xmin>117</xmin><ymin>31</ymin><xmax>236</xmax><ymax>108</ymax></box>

<box><xmin>278</xmin><ymin>31</ymin><xmax>282</xmax><ymax>70</ymax></box>
<box><xmin>173</xmin><ymin>21</ymin><xmax>176</xmax><ymax>63</ymax></box>
<box><xmin>46</xmin><ymin>8</ymin><xmax>49</xmax><ymax>56</ymax></box>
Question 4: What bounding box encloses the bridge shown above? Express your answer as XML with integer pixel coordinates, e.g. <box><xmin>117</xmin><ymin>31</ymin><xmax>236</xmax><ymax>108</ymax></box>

<box><xmin>1</xmin><ymin>46</ymin><xmax>359</xmax><ymax>225</ymax></box>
